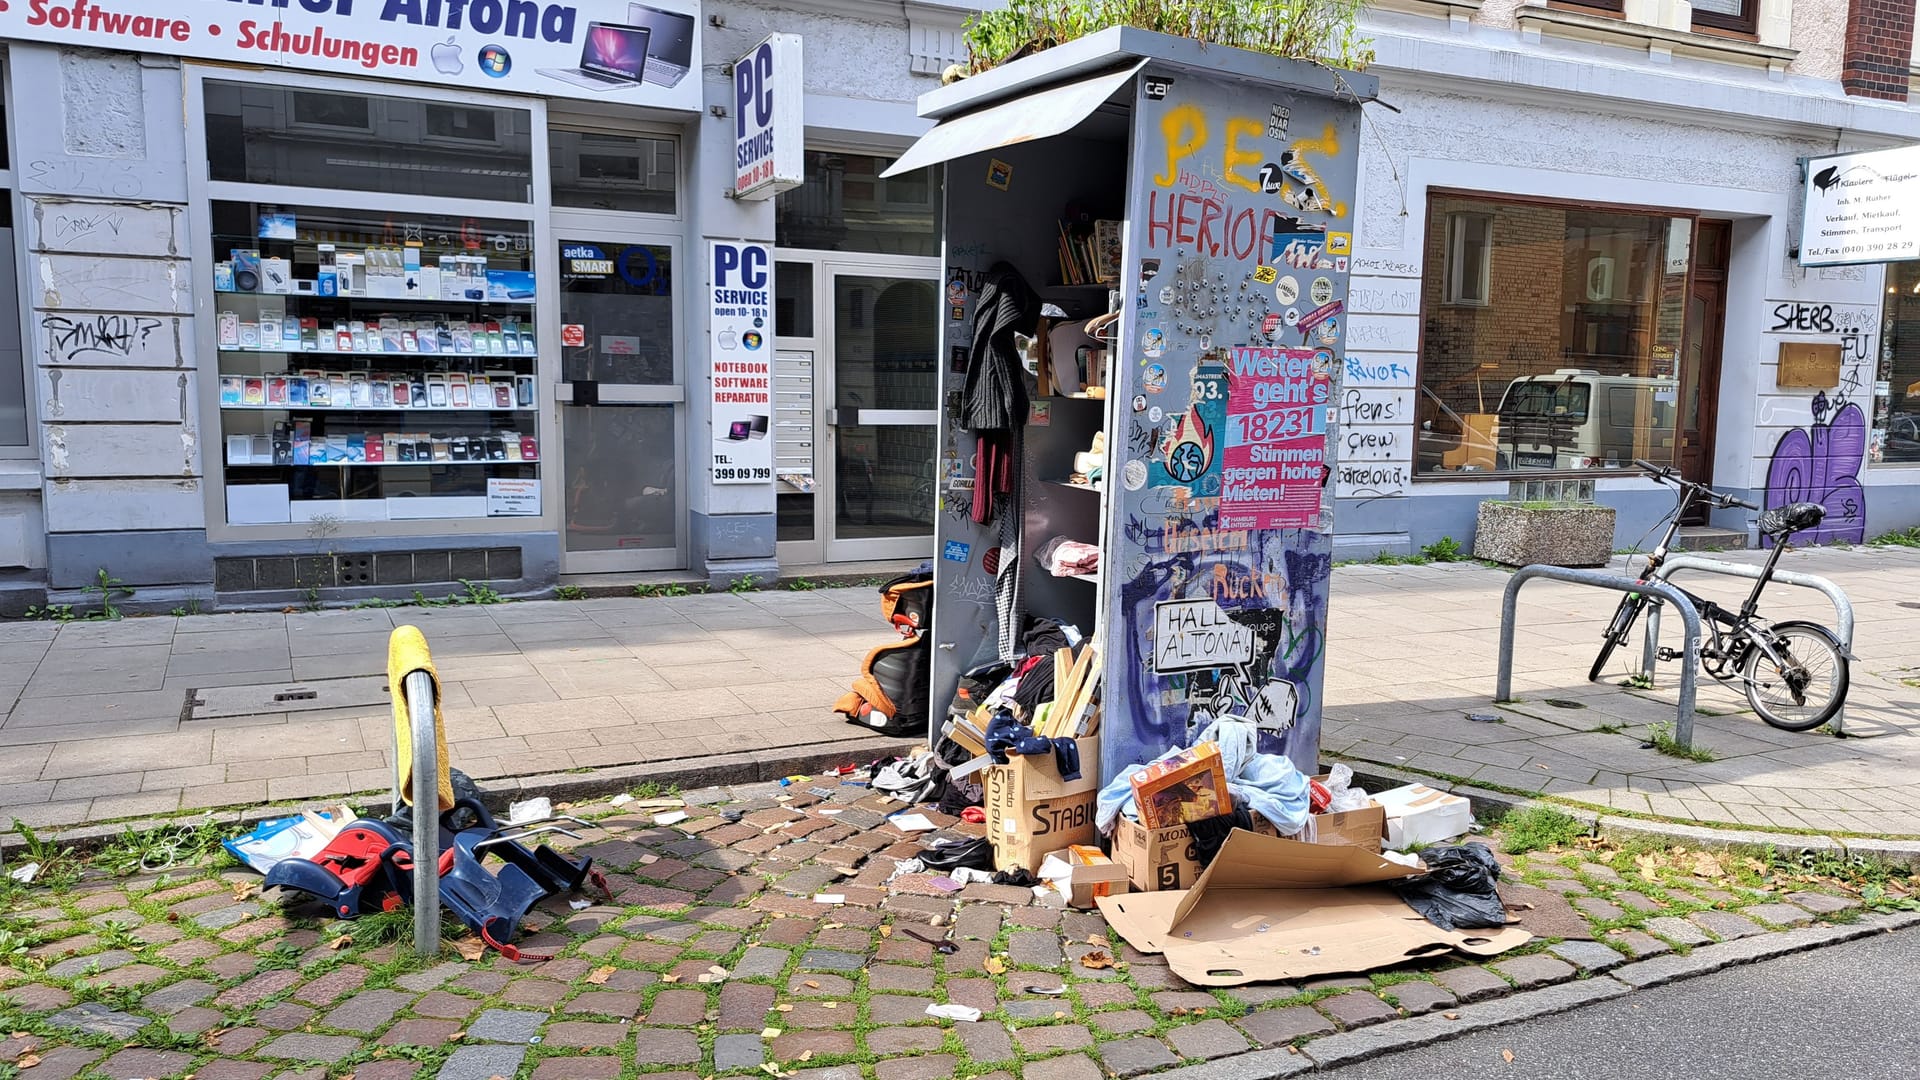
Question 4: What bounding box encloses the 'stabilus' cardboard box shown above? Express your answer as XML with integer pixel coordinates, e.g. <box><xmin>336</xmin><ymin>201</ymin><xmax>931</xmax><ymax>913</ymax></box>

<box><xmin>984</xmin><ymin>735</ymin><xmax>1100</xmax><ymax>872</ymax></box>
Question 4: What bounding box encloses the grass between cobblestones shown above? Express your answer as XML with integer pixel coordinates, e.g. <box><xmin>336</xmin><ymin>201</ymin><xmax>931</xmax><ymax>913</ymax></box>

<box><xmin>0</xmin><ymin>784</ymin><xmax>1905</xmax><ymax>1080</ymax></box>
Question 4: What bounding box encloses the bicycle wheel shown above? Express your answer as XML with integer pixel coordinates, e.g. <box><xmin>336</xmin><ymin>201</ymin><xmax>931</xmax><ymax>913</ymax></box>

<box><xmin>1741</xmin><ymin>620</ymin><xmax>1850</xmax><ymax>732</ymax></box>
<box><xmin>1588</xmin><ymin>592</ymin><xmax>1648</xmax><ymax>683</ymax></box>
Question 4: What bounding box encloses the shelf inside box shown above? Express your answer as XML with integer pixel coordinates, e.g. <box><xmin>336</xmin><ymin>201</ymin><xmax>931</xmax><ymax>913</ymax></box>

<box><xmin>221</xmin><ymin>404</ymin><xmax>534</xmax><ymax>413</ymax></box>
<box><xmin>215</xmin><ymin>292</ymin><xmax>535</xmax><ymax>308</ymax></box>
<box><xmin>226</xmin><ymin>459</ymin><xmax>538</xmax><ymax>468</ymax></box>
<box><xmin>218</xmin><ymin>346</ymin><xmax>538</xmax><ymax>359</ymax></box>
<box><xmin>1043</xmin><ymin>478</ymin><xmax>1103</xmax><ymax>494</ymax></box>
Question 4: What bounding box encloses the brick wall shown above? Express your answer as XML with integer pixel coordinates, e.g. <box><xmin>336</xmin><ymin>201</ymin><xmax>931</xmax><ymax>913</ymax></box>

<box><xmin>1841</xmin><ymin>0</ymin><xmax>1915</xmax><ymax>100</ymax></box>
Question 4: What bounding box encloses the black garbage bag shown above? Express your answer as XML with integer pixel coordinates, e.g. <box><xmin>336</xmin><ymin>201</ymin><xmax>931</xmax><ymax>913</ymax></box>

<box><xmin>1391</xmin><ymin>842</ymin><xmax>1507</xmax><ymax>930</ymax></box>
<box><xmin>1187</xmin><ymin>808</ymin><xmax>1259</xmax><ymax>870</ymax></box>
<box><xmin>918</xmin><ymin>836</ymin><xmax>994</xmax><ymax>873</ymax></box>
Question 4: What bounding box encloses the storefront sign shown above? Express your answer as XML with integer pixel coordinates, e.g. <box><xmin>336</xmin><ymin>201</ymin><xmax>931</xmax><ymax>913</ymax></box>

<box><xmin>709</xmin><ymin>240</ymin><xmax>773</xmax><ymax>484</ymax></box>
<box><xmin>1800</xmin><ymin>144</ymin><xmax>1920</xmax><ymax>267</ymax></box>
<box><xmin>733</xmin><ymin>34</ymin><xmax>804</xmax><ymax>199</ymax></box>
<box><xmin>1219</xmin><ymin>346</ymin><xmax>1330</xmax><ymax>530</ymax></box>
<box><xmin>3</xmin><ymin>0</ymin><xmax>703</xmax><ymax>110</ymax></box>
<box><xmin>486</xmin><ymin>477</ymin><xmax>540</xmax><ymax>516</ymax></box>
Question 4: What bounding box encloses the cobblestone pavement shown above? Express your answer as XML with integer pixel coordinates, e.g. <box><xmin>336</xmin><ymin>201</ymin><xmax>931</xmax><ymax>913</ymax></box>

<box><xmin>2</xmin><ymin>544</ymin><xmax>1918</xmax><ymax>836</ymax></box>
<box><xmin>0</xmin><ymin>778</ymin><xmax>1894</xmax><ymax>1080</ymax></box>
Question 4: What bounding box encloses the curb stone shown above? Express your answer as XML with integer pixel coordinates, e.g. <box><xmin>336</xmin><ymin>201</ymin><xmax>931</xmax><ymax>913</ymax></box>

<box><xmin>1338</xmin><ymin>760</ymin><xmax>1920</xmax><ymax>870</ymax></box>
<box><xmin>0</xmin><ymin>736</ymin><xmax>919</xmax><ymax>858</ymax></box>
<box><xmin>1163</xmin><ymin>913</ymin><xmax>1920</xmax><ymax>1076</ymax></box>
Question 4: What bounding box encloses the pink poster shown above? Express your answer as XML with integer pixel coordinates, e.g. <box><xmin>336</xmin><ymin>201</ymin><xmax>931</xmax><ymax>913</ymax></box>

<box><xmin>1219</xmin><ymin>346</ymin><xmax>1332</xmax><ymax>530</ymax></box>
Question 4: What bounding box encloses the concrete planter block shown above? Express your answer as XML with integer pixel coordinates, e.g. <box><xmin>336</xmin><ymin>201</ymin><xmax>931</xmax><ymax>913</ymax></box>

<box><xmin>1473</xmin><ymin>501</ymin><xmax>1615</xmax><ymax>568</ymax></box>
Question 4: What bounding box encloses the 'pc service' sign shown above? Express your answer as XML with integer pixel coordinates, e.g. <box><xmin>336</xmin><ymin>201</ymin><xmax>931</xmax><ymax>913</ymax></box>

<box><xmin>1800</xmin><ymin>144</ymin><xmax>1920</xmax><ymax>267</ymax></box>
<box><xmin>733</xmin><ymin>34</ymin><xmax>803</xmax><ymax>200</ymax></box>
<box><xmin>6</xmin><ymin>0</ymin><xmax>702</xmax><ymax>111</ymax></box>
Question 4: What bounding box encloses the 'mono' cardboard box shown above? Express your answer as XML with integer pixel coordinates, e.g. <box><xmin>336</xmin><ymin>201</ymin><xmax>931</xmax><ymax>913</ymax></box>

<box><xmin>1112</xmin><ymin>814</ymin><xmax>1280</xmax><ymax>892</ymax></box>
<box><xmin>984</xmin><ymin>734</ymin><xmax>1101</xmax><ymax>872</ymax></box>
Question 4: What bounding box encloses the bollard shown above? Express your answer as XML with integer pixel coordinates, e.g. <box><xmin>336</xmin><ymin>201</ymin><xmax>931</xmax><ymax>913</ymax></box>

<box><xmin>1497</xmin><ymin>564</ymin><xmax>1704</xmax><ymax>749</ymax></box>
<box><xmin>404</xmin><ymin>669</ymin><xmax>441</xmax><ymax>957</ymax></box>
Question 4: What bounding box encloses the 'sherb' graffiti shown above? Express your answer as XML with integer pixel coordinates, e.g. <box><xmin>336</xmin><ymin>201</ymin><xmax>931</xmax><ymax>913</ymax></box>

<box><xmin>1763</xmin><ymin>393</ymin><xmax>1865</xmax><ymax>546</ymax></box>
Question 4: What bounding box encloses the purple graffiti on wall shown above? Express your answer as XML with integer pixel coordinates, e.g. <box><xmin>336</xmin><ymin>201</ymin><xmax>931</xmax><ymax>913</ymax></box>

<box><xmin>1113</xmin><ymin>511</ymin><xmax>1330</xmax><ymax>778</ymax></box>
<box><xmin>1762</xmin><ymin>395</ymin><xmax>1866</xmax><ymax>546</ymax></box>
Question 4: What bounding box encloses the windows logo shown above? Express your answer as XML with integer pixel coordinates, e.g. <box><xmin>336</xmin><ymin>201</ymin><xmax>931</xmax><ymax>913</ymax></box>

<box><xmin>478</xmin><ymin>45</ymin><xmax>512</xmax><ymax>77</ymax></box>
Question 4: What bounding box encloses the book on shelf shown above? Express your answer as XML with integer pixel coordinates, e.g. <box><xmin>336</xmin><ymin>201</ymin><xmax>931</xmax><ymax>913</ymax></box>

<box><xmin>1055</xmin><ymin>219</ymin><xmax>1121</xmax><ymax>287</ymax></box>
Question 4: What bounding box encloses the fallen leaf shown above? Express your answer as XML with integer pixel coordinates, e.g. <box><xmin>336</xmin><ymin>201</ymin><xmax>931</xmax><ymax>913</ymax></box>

<box><xmin>327</xmin><ymin>934</ymin><xmax>353</xmax><ymax>951</ymax></box>
<box><xmin>663</xmin><ymin>975</ymin><xmax>681</xmax><ymax>984</ymax></box>
<box><xmin>453</xmin><ymin>938</ymin><xmax>487</xmax><ymax>961</ymax></box>
<box><xmin>710</xmin><ymin>965</ymin><xmax>728</xmax><ymax>976</ymax></box>
<box><xmin>761</xmin><ymin>1027</ymin><xmax>783</xmax><ymax>1038</ymax></box>
<box><xmin>1287</xmin><ymin>1046</ymin><xmax>1300</xmax><ymax>1055</ymax></box>
<box><xmin>17</xmin><ymin>1052</ymin><xmax>41</xmax><ymax>1068</ymax></box>
<box><xmin>586</xmin><ymin>966</ymin><xmax>616</xmax><ymax>985</ymax></box>
<box><xmin>821</xmin><ymin>1001</ymin><xmax>838</xmax><ymax>1009</ymax></box>
<box><xmin>1086</xmin><ymin>934</ymin><xmax>1110</xmax><ymax>947</ymax></box>
<box><xmin>983</xmin><ymin>957</ymin><xmax>1006</xmax><ymax>975</ymax></box>
<box><xmin>1079</xmin><ymin>950</ymin><xmax>1114</xmax><ymax>970</ymax></box>
<box><xmin>776</xmin><ymin>1004</ymin><xmax>793</xmax><ymax>1013</ymax></box>
<box><xmin>1443</xmin><ymin>1012</ymin><xmax>1460</xmax><ymax>1020</ymax></box>
<box><xmin>1502</xmin><ymin>1049</ymin><xmax>1515</xmax><ymax>1064</ymax></box>
<box><xmin>1690</xmin><ymin>852</ymin><xmax>1726</xmax><ymax>879</ymax></box>
<box><xmin>1169</xmin><ymin>1007</ymin><xmax>1188</xmax><ymax>1017</ymax></box>
<box><xmin>231</xmin><ymin>882</ymin><xmax>258</xmax><ymax>901</ymax></box>
<box><xmin>803</xmin><ymin>980</ymin><xmax>820</xmax><ymax>989</ymax></box>
<box><xmin>760</xmin><ymin>1066</ymin><xmax>780</xmax><ymax>1078</ymax></box>
<box><xmin>1633</xmin><ymin>853</ymin><xmax>1663</xmax><ymax>878</ymax></box>
<box><xmin>447</xmin><ymin>1030</ymin><xmax>465</xmax><ymax>1042</ymax></box>
<box><xmin>878</xmin><ymin>926</ymin><xmax>893</xmax><ymax>938</ymax></box>
<box><xmin>799</xmin><ymin>1051</ymin><xmax>814</xmax><ymax>1062</ymax></box>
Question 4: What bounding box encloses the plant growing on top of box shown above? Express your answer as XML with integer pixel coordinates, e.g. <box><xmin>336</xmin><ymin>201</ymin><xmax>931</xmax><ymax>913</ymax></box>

<box><xmin>962</xmin><ymin>0</ymin><xmax>1373</xmax><ymax>75</ymax></box>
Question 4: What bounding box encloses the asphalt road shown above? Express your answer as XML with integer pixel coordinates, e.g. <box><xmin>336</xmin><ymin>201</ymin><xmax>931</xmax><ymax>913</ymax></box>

<box><xmin>1316</xmin><ymin>926</ymin><xmax>1920</xmax><ymax>1080</ymax></box>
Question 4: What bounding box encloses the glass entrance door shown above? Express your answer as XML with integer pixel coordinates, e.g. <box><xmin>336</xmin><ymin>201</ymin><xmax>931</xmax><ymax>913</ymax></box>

<box><xmin>552</xmin><ymin>217</ymin><xmax>685</xmax><ymax>572</ymax></box>
<box><xmin>824</xmin><ymin>263</ymin><xmax>939</xmax><ymax>561</ymax></box>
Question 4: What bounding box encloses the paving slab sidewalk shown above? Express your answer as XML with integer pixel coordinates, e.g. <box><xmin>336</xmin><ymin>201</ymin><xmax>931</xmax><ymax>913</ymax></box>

<box><xmin>2</xmin><ymin>545</ymin><xmax>1919</xmax><ymax>838</ymax></box>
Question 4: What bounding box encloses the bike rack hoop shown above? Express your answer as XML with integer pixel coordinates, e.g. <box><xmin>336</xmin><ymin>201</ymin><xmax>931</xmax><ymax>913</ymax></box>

<box><xmin>403</xmin><ymin>669</ymin><xmax>441</xmax><ymax>958</ymax></box>
<box><xmin>1640</xmin><ymin>554</ymin><xmax>1856</xmax><ymax>735</ymax></box>
<box><xmin>1497</xmin><ymin>564</ymin><xmax>1705</xmax><ymax>750</ymax></box>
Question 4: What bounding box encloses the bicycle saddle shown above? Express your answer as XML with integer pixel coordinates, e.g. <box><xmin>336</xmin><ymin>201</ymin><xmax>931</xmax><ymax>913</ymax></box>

<box><xmin>1756</xmin><ymin>502</ymin><xmax>1825</xmax><ymax>537</ymax></box>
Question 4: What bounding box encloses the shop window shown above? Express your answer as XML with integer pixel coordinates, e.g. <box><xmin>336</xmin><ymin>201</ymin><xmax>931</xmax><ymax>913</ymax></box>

<box><xmin>1875</xmin><ymin>262</ymin><xmax>1920</xmax><ymax>466</ymax></box>
<box><xmin>549</xmin><ymin>130</ymin><xmax>677</xmax><ymax>215</ymax></box>
<box><xmin>205</xmin><ymin>81</ymin><xmax>533</xmax><ymax>203</ymax></box>
<box><xmin>775</xmin><ymin>152</ymin><xmax>941</xmax><ymax>257</ymax></box>
<box><xmin>207</xmin><ymin>197</ymin><xmax>540</xmax><ymax>526</ymax></box>
<box><xmin>1692</xmin><ymin>0</ymin><xmax>1758</xmax><ymax>33</ymax></box>
<box><xmin>558</xmin><ymin>240</ymin><xmax>675</xmax><ymax>386</ymax></box>
<box><xmin>1417</xmin><ymin>194</ymin><xmax>1692</xmax><ymax>476</ymax></box>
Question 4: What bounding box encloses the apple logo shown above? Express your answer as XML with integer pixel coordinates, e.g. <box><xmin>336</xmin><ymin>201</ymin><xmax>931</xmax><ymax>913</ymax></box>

<box><xmin>431</xmin><ymin>36</ymin><xmax>463</xmax><ymax>76</ymax></box>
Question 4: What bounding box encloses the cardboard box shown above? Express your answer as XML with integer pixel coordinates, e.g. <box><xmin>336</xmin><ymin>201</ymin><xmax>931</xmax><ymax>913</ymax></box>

<box><xmin>1112</xmin><ymin>813</ymin><xmax>1279</xmax><ymax>892</ymax></box>
<box><xmin>1052</xmin><ymin>846</ymin><xmax>1131</xmax><ymax>909</ymax></box>
<box><xmin>1098</xmin><ymin>829</ymin><xmax>1532</xmax><ymax>986</ymax></box>
<box><xmin>1130</xmin><ymin>742</ymin><xmax>1232</xmax><ymax>829</ymax></box>
<box><xmin>984</xmin><ymin>735</ymin><xmax>1100</xmax><ymax>872</ymax></box>
<box><xmin>1374</xmin><ymin>783</ymin><xmax>1473</xmax><ymax>851</ymax></box>
<box><xmin>1308</xmin><ymin>774</ymin><xmax>1386</xmax><ymax>853</ymax></box>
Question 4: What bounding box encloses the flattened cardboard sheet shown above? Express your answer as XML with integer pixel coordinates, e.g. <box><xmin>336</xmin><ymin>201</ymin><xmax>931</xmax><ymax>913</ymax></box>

<box><xmin>1098</xmin><ymin>829</ymin><xmax>1532</xmax><ymax>986</ymax></box>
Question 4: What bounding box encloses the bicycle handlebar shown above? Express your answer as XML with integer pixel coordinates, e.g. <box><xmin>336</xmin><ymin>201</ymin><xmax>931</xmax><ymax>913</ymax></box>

<box><xmin>1632</xmin><ymin>459</ymin><xmax>1759</xmax><ymax>511</ymax></box>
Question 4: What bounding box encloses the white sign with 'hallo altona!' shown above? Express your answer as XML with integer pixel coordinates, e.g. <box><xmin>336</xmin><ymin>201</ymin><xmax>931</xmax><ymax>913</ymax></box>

<box><xmin>4</xmin><ymin>0</ymin><xmax>703</xmax><ymax>110</ymax></box>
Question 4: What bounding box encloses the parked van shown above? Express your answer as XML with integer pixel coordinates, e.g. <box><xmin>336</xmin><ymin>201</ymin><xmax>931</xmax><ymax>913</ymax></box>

<box><xmin>1495</xmin><ymin>369</ymin><xmax>1676</xmax><ymax>470</ymax></box>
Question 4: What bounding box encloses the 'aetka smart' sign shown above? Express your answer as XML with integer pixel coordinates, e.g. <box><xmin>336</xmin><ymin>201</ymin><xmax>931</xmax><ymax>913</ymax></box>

<box><xmin>5</xmin><ymin>0</ymin><xmax>703</xmax><ymax>110</ymax></box>
<box><xmin>733</xmin><ymin>34</ymin><xmax>803</xmax><ymax>200</ymax></box>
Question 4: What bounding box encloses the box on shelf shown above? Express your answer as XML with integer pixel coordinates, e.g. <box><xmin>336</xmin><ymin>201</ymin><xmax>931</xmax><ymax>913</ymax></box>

<box><xmin>983</xmin><ymin>734</ymin><xmax>1100</xmax><ymax>873</ymax></box>
<box><xmin>1373</xmin><ymin>783</ymin><xmax>1473</xmax><ymax>851</ymax></box>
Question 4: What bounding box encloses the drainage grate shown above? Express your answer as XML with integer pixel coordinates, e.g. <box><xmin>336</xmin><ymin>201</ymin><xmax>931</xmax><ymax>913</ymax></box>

<box><xmin>187</xmin><ymin>676</ymin><xmax>391</xmax><ymax>720</ymax></box>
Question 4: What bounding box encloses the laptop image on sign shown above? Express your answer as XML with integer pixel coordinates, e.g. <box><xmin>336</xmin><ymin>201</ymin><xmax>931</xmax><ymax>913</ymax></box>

<box><xmin>626</xmin><ymin>2</ymin><xmax>696</xmax><ymax>87</ymax></box>
<box><xmin>538</xmin><ymin>23</ymin><xmax>650</xmax><ymax>91</ymax></box>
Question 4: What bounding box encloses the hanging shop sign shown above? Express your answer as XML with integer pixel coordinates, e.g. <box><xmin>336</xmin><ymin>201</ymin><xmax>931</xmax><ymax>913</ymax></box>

<box><xmin>709</xmin><ymin>240</ymin><xmax>774</xmax><ymax>484</ymax></box>
<box><xmin>1799</xmin><ymin>144</ymin><xmax>1920</xmax><ymax>267</ymax></box>
<box><xmin>732</xmin><ymin>33</ymin><xmax>804</xmax><ymax>199</ymax></box>
<box><xmin>5</xmin><ymin>0</ymin><xmax>704</xmax><ymax>110</ymax></box>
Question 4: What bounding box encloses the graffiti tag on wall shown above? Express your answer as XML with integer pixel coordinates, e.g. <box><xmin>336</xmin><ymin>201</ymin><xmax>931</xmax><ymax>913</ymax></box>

<box><xmin>1760</xmin><ymin>300</ymin><xmax>1875</xmax><ymax>545</ymax></box>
